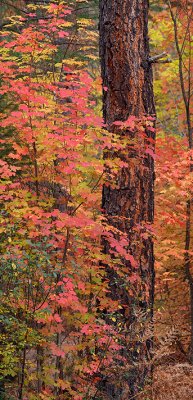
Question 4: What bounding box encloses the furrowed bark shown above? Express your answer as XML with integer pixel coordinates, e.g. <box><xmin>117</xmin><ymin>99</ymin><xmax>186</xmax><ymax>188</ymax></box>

<box><xmin>99</xmin><ymin>1</ymin><xmax>155</xmax><ymax>398</ymax></box>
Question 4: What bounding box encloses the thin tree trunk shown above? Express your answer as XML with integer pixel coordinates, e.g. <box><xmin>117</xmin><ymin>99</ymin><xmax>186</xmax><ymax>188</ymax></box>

<box><xmin>185</xmin><ymin>199</ymin><xmax>193</xmax><ymax>362</ymax></box>
<box><xmin>18</xmin><ymin>346</ymin><xmax>27</xmax><ymax>400</ymax></box>
<box><xmin>37</xmin><ymin>345</ymin><xmax>44</xmax><ymax>394</ymax></box>
<box><xmin>99</xmin><ymin>1</ymin><xmax>155</xmax><ymax>398</ymax></box>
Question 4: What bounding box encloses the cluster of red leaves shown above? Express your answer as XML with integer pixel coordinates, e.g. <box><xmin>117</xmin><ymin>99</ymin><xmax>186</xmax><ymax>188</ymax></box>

<box><xmin>0</xmin><ymin>3</ymin><xmax>134</xmax><ymax>399</ymax></box>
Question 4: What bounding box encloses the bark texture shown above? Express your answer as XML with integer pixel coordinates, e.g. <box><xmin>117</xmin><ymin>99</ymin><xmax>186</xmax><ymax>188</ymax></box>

<box><xmin>99</xmin><ymin>1</ymin><xmax>155</xmax><ymax>398</ymax></box>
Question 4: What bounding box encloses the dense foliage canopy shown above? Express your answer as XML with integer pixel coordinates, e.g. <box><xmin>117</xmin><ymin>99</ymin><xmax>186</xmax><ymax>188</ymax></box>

<box><xmin>0</xmin><ymin>1</ymin><xmax>192</xmax><ymax>399</ymax></box>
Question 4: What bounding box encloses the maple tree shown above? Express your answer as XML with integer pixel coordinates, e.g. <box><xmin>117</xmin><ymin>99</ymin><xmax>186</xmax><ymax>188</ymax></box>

<box><xmin>0</xmin><ymin>2</ymin><xmax>115</xmax><ymax>399</ymax></box>
<box><xmin>150</xmin><ymin>0</ymin><xmax>193</xmax><ymax>350</ymax></box>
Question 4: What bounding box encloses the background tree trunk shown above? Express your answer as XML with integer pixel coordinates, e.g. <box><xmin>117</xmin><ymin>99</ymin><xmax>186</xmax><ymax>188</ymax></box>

<box><xmin>99</xmin><ymin>0</ymin><xmax>155</xmax><ymax>398</ymax></box>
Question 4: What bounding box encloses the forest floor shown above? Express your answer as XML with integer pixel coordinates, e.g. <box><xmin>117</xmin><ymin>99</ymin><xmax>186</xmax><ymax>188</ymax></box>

<box><xmin>153</xmin><ymin>363</ymin><xmax>193</xmax><ymax>399</ymax></box>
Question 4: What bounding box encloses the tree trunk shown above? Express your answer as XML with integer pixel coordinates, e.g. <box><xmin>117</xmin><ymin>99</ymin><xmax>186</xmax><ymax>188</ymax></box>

<box><xmin>99</xmin><ymin>1</ymin><xmax>155</xmax><ymax>398</ymax></box>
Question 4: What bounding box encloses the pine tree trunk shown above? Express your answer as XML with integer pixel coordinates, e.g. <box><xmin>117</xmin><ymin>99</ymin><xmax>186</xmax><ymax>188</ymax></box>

<box><xmin>99</xmin><ymin>1</ymin><xmax>155</xmax><ymax>398</ymax></box>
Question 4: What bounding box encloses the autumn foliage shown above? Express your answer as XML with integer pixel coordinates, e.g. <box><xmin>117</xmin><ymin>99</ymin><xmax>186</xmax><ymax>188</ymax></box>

<box><xmin>0</xmin><ymin>2</ymin><xmax>118</xmax><ymax>399</ymax></box>
<box><xmin>0</xmin><ymin>0</ymin><xmax>193</xmax><ymax>400</ymax></box>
